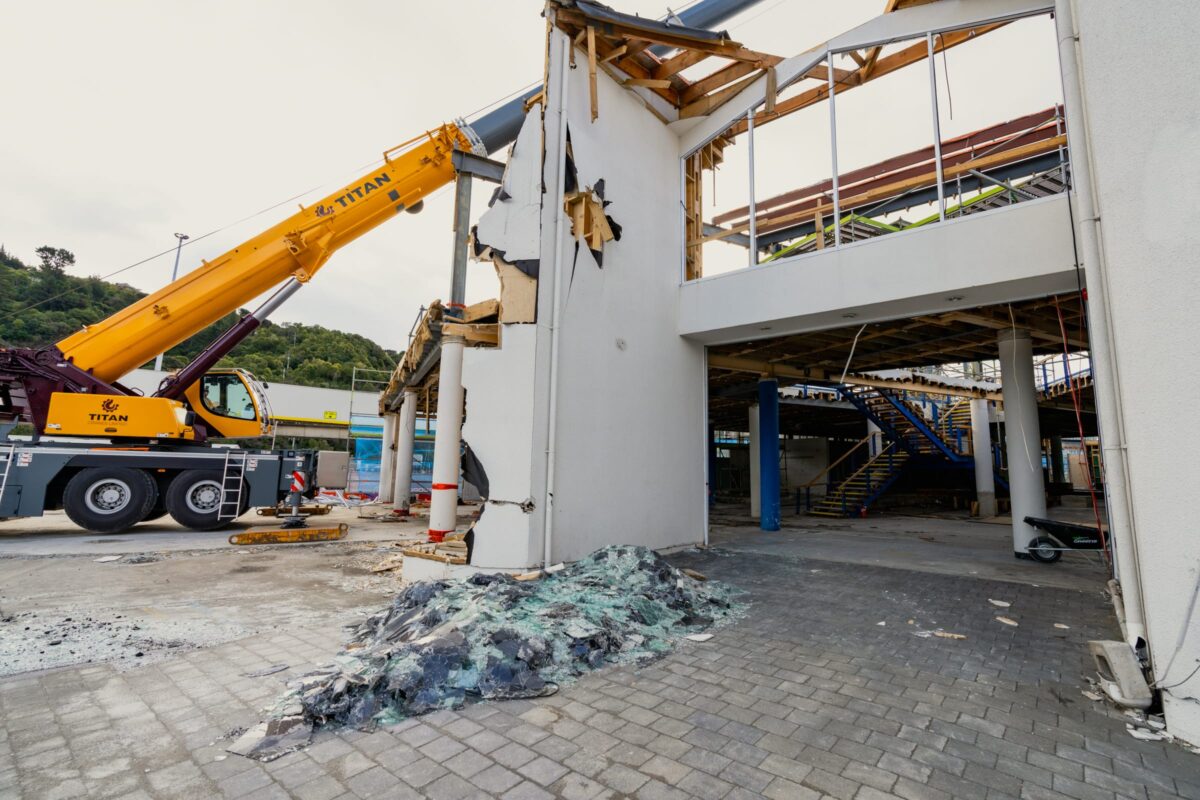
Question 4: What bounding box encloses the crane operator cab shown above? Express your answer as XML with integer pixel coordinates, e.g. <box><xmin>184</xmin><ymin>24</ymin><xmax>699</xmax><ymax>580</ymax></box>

<box><xmin>43</xmin><ymin>368</ymin><xmax>271</xmax><ymax>441</ymax></box>
<box><xmin>184</xmin><ymin>368</ymin><xmax>273</xmax><ymax>439</ymax></box>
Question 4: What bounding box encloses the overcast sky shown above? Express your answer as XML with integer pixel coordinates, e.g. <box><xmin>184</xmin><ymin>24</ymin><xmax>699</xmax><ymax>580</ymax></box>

<box><xmin>1</xmin><ymin>1</ymin><xmax>1060</xmax><ymax>352</ymax></box>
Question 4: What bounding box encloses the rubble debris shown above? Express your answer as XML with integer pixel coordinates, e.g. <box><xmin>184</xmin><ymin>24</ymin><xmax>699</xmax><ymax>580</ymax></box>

<box><xmin>237</xmin><ymin>546</ymin><xmax>739</xmax><ymax>755</ymax></box>
<box><xmin>122</xmin><ymin>554</ymin><xmax>161</xmax><ymax>564</ymax></box>
<box><xmin>402</xmin><ymin>540</ymin><xmax>467</xmax><ymax>566</ymax></box>
<box><xmin>243</xmin><ymin>664</ymin><xmax>289</xmax><ymax>678</ymax></box>
<box><xmin>369</xmin><ymin>556</ymin><xmax>405</xmax><ymax>574</ymax></box>
<box><xmin>681</xmin><ymin>568</ymin><xmax>707</xmax><ymax>582</ymax></box>
<box><xmin>227</xmin><ymin>714</ymin><xmax>312</xmax><ymax>761</ymax></box>
<box><xmin>1126</xmin><ymin>723</ymin><xmax>1167</xmax><ymax>742</ymax></box>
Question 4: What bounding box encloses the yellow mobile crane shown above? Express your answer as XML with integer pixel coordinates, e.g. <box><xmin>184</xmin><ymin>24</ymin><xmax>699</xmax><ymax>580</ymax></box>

<box><xmin>0</xmin><ymin>120</ymin><xmax>494</xmax><ymax>532</ymax></box>
<box><xmin>0</xmin><ymin>0</ymin><xmax>758</xmax><ymax>533</ymax></box>
<box><xmin>48</xmin><ymin>123</ymin><xmax>477</xmax><ymax>441</ymax></box>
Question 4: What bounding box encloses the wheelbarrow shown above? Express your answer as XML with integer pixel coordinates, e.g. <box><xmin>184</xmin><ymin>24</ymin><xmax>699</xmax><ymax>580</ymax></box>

<box><xmin>1022</xmin><ymin>516</ymin><xmax>1105</xmax><ymax>563</ymax></box>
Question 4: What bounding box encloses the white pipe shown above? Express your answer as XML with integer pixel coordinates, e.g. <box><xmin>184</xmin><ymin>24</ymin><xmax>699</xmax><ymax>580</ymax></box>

<box><xmin>377</xmin><ymin>412</ymin><xmax>398</xmax><ymax>504</ymax></box>
<box><xmin>927</xmin><ymin>32</ymin><xmax>946</xmax><ymax>223</ymax></box>
<box><xmin>827</xmin><ymin>52</ymin><xmax>841</xmax><ymax>247</ymax></box>
<box><xmin>542</xmin><ymin>33</ymin><xmax>572</xmax><ymax>567</ymax></box>
<box><xmin>1055</xmin><ymin>0</ymin><xmax>1146</xmax><ymax>647</ymax></box>
<box><xmin>392</xmin><ymin>389</ymin><xmax>418</xmax><ymax>513</ymax></box>
<box><xmin>428</xmin><ymin>336</ymin><xmax>465</xmax><ymax>539</ymax></box>
<box><xmin>747</xmin><ymin>110</ymin><xmax>758</xmax><ymax>266</ymax></box>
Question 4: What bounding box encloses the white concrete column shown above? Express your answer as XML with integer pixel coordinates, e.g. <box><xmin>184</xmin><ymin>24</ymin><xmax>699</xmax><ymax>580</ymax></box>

<box><xmin>969</xmin><ymin>398</ymin><xmax>996</xmax><ymax>517</ymax></box>
<box><xmin>866</xmin><ymin>420</ymin><xmax>882</xmax><ymax>458</ymax></box>
<box><xmin>428</xmin><ymin>336</ymin><xmax>466</xmax><ymax>541</ymax></box>
<box><xmin>748</xmin><ymin>404</ymin><xmax>761</xmax><ymax>519</ymax></box>
<box><xmin>377</xmin><ymin>413</ymin><xmax>398</xmax><ymax>504</ymax></box>
<box><xmin>998</xmin><ymin>329</ymin><xmax>1047</xmax><ymax>554</ymax></box>
<box><xmin>392</xmin><ymin>390</ymin><xmax>418</xmax><ymax>514</ymax></box>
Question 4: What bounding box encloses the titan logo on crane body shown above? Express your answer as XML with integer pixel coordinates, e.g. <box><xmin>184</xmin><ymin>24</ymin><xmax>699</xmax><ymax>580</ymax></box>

<box><xmin>315</xmin><ymin>173</ymin><xmax>394</xmax><ymax>217</ymax></box>
<box><xmin>88</xmin><ymin>398</ymin><xmax>128</xmax><ymax>422</ymax></box>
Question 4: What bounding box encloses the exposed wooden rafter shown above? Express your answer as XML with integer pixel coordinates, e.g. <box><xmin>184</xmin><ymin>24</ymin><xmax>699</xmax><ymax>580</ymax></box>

<box><xmin>551</xmin><ymin>2</ymin><xmax>782</xmax><ymax>121</ymax></box>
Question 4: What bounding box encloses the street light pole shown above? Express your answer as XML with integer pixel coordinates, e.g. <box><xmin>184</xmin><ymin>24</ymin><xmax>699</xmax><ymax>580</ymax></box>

<box><xmin>153</xmin><ymin>232</ymin><xmax>189</xmax><ymax>372</ymax></box>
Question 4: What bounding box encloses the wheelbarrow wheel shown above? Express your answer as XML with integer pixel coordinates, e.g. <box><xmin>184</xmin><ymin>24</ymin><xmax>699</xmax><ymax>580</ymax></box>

<box><xmin>1028</xmin><ymin>536</ymin><xmax>1061</xmax><ymax>563</ymax></box>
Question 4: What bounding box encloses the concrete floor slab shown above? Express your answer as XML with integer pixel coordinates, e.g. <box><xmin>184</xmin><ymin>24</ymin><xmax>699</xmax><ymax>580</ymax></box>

<box><xmin>710</xmin><ymin>509</ymin><xmax>1110</xmax><ymax>593</ymax></box>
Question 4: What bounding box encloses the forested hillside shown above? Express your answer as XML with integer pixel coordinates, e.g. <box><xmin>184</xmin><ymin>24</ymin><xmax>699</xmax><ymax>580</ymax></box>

<box><xmin>0</xmin><ymin>245</ymin><xmax>397</xmax><ymax>389</ymax></box>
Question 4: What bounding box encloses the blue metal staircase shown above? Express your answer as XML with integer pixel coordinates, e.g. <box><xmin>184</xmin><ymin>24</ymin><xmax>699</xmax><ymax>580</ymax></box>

<box><xmin>808</xmin><ymin>442</ymin><xmax>910</xmax><ymax>517</ymax></box>
<box><xmin>811</xmin><ymin>386</ymin><xmax>1005</xmax><ymax>517</ymax></box>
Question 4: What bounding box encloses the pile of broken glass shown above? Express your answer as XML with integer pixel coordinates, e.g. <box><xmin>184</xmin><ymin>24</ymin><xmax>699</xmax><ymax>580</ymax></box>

<box><xmin>230</xmin><ymin>545</ymin><xmax>740</xmax><ymax>760</ymax></box>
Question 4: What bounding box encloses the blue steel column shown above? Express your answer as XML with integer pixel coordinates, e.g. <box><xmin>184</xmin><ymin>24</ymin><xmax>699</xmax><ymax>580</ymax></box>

<box><xmin>758</xmin><ymin>378</ymin><xmax>781</xmax><ymax>531</ymax></box>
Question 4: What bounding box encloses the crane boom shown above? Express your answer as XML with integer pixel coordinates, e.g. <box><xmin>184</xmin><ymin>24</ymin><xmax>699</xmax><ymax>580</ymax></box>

<box><xmin>57</xmin><ymin>124</ymin><xmax>479</xmax><ymax>383</ymax></box>
<box><xmin>1</xmin><ymin>0</ymin><xmax>762</xmax><ymax>439</ymax></box>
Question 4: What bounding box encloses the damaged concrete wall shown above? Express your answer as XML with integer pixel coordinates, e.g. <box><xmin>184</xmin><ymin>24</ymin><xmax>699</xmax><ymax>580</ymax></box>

<box><xmin>460</xmin><ymin>107</ymin><xmax>546</xmax><ymax>570</ymax></box>
<box><xmin>472</xmin><ymin>103</ymin><xmax>543</xmax><ymax>324</ymax></box>
<box><xmin>536</xmin><ymin>27</ymin><xmax>705</xmax><ymax>562</ymax></box>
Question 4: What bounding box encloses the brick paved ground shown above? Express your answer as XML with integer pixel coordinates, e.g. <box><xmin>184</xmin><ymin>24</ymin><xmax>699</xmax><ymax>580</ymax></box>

<box><xmin>2</xmin><ymin>536</ymin><xmax>1197</xmax><ymax>799</ymax></box>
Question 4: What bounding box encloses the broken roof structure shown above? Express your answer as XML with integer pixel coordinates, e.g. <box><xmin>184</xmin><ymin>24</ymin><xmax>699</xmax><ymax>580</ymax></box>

<box><xmin>363</xmin><ymin>0</ymin><xmax>1200</xmax><ymax>750</ymax></box>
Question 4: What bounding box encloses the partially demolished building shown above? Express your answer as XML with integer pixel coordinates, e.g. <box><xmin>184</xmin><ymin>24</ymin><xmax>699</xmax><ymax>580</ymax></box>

<box><xmin>376</xmin><ymin>0</ymin><xmax>1200</xmax><ymax>746</ymax></box>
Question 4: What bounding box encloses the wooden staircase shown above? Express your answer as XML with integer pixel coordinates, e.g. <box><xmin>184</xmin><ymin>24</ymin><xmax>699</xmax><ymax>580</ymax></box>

<box><xmin>808</xmin><ymin>444</ymin><xmax>909</xmax><ymax>517</ymax></box>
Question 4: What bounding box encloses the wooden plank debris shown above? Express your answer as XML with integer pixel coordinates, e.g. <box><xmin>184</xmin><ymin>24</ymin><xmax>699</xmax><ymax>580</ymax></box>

<box><xmin>564</xmin><ymin>190</ymin><xmax>616</xmax><ymax>252</ymax></box>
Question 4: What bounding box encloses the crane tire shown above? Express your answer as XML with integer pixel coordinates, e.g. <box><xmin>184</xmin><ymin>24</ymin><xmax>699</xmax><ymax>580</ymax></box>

<box><xmin>166</xmin><ymin>469</ymin><xmax>237</xmax><ymax>530</ymax></box>
<box><xmin>141</xmin><ymin>497</ymin><xmax>169</xmax><ymax>523</ymax></box>
<box><xmin>63</xmin><ymin>467</ymin><xmax>158</xmax><ymax>534</ymax></box>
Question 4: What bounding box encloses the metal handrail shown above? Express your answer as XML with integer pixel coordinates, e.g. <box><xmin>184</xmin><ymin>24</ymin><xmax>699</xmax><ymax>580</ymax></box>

<box><xmin>833</xmin><ymin>440</ymin><xmax>903</xmax><ymax>492</ymax></box>
<box><xmin>800</xmin><ymin>433</ymin><xmax>872</xmax><ymax>490</ymax></box>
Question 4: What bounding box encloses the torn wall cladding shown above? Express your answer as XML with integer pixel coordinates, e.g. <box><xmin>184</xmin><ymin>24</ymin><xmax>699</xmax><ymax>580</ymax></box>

<box><xmin>469</xmin><ymin>105</ymin><xmax>544</xmax><ymax>324</ymax></box>
<box><xmin>229</xmin><ymin>546</ymin><xmax>740</xmax><ymax>760</ymax></box>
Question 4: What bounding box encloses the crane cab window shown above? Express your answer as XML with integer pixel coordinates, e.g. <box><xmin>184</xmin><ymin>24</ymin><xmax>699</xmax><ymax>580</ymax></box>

<box><xmin>200</xmin><ymin>374</ymin><xmax>257</xmax><ymax>420</ymax></box>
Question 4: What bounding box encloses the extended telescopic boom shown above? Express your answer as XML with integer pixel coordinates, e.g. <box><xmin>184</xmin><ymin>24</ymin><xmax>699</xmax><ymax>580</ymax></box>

<box><xmin>52</xmin><ymin>0</ymin><xmax>762</xmax><ymax>388</ymax></box>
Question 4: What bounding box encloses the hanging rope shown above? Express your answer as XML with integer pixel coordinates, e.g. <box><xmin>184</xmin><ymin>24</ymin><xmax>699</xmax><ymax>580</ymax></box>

<box><xmin>1054</xmin><ymin>294</ymin><xmax>1111</xmax><ymax>569</ymax></box>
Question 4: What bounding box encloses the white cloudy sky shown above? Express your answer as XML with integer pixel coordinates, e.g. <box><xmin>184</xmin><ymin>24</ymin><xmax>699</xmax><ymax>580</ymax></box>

<box><xmin>1</xmin><ymin>1</ymin><xmax>1061</xmax><ymax>351</ymax></box>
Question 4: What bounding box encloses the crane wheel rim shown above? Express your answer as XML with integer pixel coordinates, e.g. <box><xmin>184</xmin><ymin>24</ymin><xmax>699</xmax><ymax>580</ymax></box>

<box><xmin>185</xmin><ymin>479</ymin><xmax>223</xmax><ymax>515</ymax></box>
<box><xmin>84</xmin><ymin>478</ymin><xmax>133</xmax><ymax>515</ymax></box>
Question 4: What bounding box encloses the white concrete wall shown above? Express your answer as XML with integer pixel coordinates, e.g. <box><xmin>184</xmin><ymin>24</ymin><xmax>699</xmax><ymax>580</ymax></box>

<box><xmin>461</xmin><ymin>325</ymin><xmax>541</xmax><ymax>570</ymax></box>
<box><xmin>783</xmin><ymin>438</ymin><xmax>829</xmax><ymax>495</ymax></box>
<box><xmin>537</xmin><ymin>27</ymin><xmax>706</xmax><ymax>562</ymax></box>
<box><xmin>1073</xmin><ymin>0</ymin><xmax>1200</xmax><ymax>744</ymax></box>
<box><xmin>679</xmin><ymin>195</ymin><xmax>1079</xmax><ymax>344</ymax></box>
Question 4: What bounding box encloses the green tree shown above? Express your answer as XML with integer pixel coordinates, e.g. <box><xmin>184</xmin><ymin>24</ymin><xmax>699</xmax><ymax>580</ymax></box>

<box><xmin>35</xmin><ymin>246</ymin><xmax>75</xmax><ymax>274</ymax></box>
<box><xmin>0</xmin><ymin>244</ymin><xmax>397</xmax><ymax>389</ymax></box>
